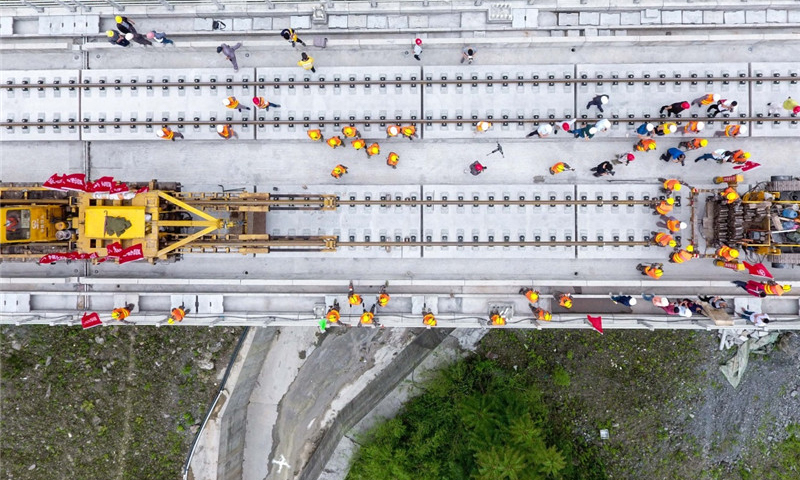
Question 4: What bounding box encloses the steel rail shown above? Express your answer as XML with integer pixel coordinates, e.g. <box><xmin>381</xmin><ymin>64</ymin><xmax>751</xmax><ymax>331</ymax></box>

<box><xmin>336</xmin><ymin>240</ymin><xmax>651</xmax><ymax>247</ymax></box>
<box><xmin>4</xmin><ymin>75</ymin><xmax>799</xmax><ymax>89</ymax></box>
<box><xmin>183</xmin><ymin>198</ymin><xmax>658</xmax><ymax>207</ymax></box>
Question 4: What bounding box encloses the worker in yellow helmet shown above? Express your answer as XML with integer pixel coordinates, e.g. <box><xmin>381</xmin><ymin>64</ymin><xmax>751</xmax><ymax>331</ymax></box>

<box><xmin>168</xmin><ymin>305</ymin><xmax>188</xmax><ymax>324</ymax></box>
<box><xmin>342</xmin><ymin>125</ymin><xmax>360</xmax><ymax>138</ymax></box>
<box><xmin>530</xmin><ymin>305</ymin><xmax>552</xmax><ymax>321</ymax></box>
<box><xmin>422</xmin><ymin>308</ymin><xmax>437</xmax><ymax>327</ymax></box>
<box><xmin>351</xmin><ymin>138</ymin><xmax>367</xmax><ymax>151</ymax></box>
<box><xmin>115</xmin><ymin>15</ymin><xmax>136</xmax><ymax>35</ymax></box>
<box><xmin>721</xmin><ymin>186</ymin><xmax>740</xmax><ymax>204</ymax></box>
<box><xmin>716</xmin><ymin>245</ymin><xmax>740</xmax><ymax>261</ymax></box>
<box><xmin>366</xmin><ymin>143</ymin><xmax>380</xmax><ymax>158</ymax></box>
<box><xmin>386</xmin><ymin>152</ymin><xmax>399</xmax><ymax>169</ymax></box>
<box><xmin>558</xmin><ymin>293</ymin><xmax>574</xmax><ymax>309</ymax></box>
<box><xmin>400</xmin><ymin>125</ymin><xmax>417</xmax><ymax>140</ymax></box>
<box><xmin>654</xmin><ymin>197</ymin><xmax>675</xmax><ymax>216</ymax></box>
<box><xmin>358</xmin><ymin>304</ymin><xmax>377</xmax><ymax>327</ymax></box>
<box><xmin>377</xmin><ymin>283</ymin><xmax>390</xmax><ymax>307</ymax></box>
<box><xmin>661</xmin><ymin>178</ymin><xmax>682</xmax><ymax>193</ymax></box>
<box><xmin>489</xmin><ymin>307</ymin><xmax>507</xmax><ymax>326</ymax></box>
<box><xmin>111</xmin><ymin>303</ymin><xmax>135</xmax><ymax>322</ymax></box>
<box><xmin>331</xmin><ymin>164</ymin><xmax>348</xmax><ymax>179</ymax></box>
<box><xmin>637</xmin><ymin>263</ymin><xmax>664</xmax><ymax>279</ymax></box>
<box><xmin>519</xmin><ymin>288</ymin><xmax>539</xmax><ymax>304</ymax></box>
<box><xmin>670</xmin><ymin>245</ymin><xmax>697</xmax><ymax>264</ymax></box>
<box><xmin>325</xmin><ymin>300</ymin><xmax>342</xmax><ymax>325</ymax></box>
<box><xmin>549</xmin><ymin>162</ymin><xmax>575</xmax><ymax>175</ymax></box>
<box><xmin>652</xmin><ymin>231</ymin><xmax>677</xmax><ymax>248</ymax></box>
<box><xmin>678</xmin><ymin>138</ymin><xmax>708</xmax><ymax>150</ymax></box>
<box><xmin>326</xmin><ymin>136</ymin><xmax>343</xmax><ymax>149</ymax></box>
<box><xmin>307</xmin><ymin>129</ymin><xmax>324</xmax><ymax>142</ymax></box>
<box><xmin>348</xmin><ymin>281</ymin><xmax>362</xmax><ymax>306</ymax></box>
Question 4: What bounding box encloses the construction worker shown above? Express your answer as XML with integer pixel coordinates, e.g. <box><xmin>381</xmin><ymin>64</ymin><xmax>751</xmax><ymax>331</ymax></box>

<box><xmin>634</xmin><ymin>122</ymin><xmax>654</xmax><ymax>137</ymax></box>
<box><xmin>721</xmin><ymin>124</ymin><xmax>747</xmax><ymax>138</ymax></box>
<box><xmin>489</xmin><ymin>308</ymin><xmax>507</xmax><ymax>326</ymax></box>
<box><xmin>223</xmin><ymin>96</ymin><xmax>250</xmax><ymax>112</ymax></box>
<box><xmin>716</xmin><ymin>245</ymin><xmax>740</xmax><ymax>261</ymax></box>
<box><xmin>252</xmin><ymin>96</ymin><xmax>280</xmax><ymax>111</ymax></box>
<box><xmin>661</xmin><ymin>178</ymin><xmax>682</xmax><ymax>193</ymax></box>
<box><xmin>519</xmin><ymin>288</ymin><xmax>539</xmax><ymax>304</ymax></box>
<box><xmin>400</xmin><ymin>125</ymin><xmax>417</xmax><ymax>140</ymax></box>
<box><xmin>366</xmin><ymin>143</ymin><xmax>380</xmax><ymax>158</ymax></box>
<box><xmin>635</xmin><ymin>138</ymin><xmax>657</xmax><ymax>152</ymax></box>
<box><xmin>692</xmin><ymin>93</ymin><xmax>720</xmax><ymax>107</ymax></box>
<box><xmin>422</xmin><ymin>309</ymin><xmax>437</xmax><ymax>327</ymax></box>
<box><xmin>297</xmin><ymin>52</ymin><xmax>315</xmax><ymax>73</ymax></box>
<box><xmin>342</xmin><ymin>125</ymin><xmax>360</xmax><ymax>138</ymax></box>
<box><xmin>721</xmin><ymin>186</ymin><xmax>740</xmax><ymax>204</ymax></box>
<box><xmin>280</xmin><ymin>28</ymin><xmax>306</xmax><ymax>47</ymax></box>
<box><xmin>678</xmin><ymin>138</ymin><xmax>708</xmax><ymax>150</ymax></box>
<box><xmin>549</xmin><ymin>162</ymin><xmax>575</xmax><ymax>175</ymax></box>
<box><xmin>683</xmin><ymin>120</ymin><xmax>705</xmax><ymax>134</ymax></box>
<box><xmin>358</xmin><ymin>304</ymin><xmax>376</xmax><ymax>327</ymax></box>
<box><xmin>763</xmin><ymin>282</ymin><xmax>791</xmax><ymax>296</ymax></box>
<box><xmin>216</xmin><ymin>124</ymin><xmax>237</xmax><ymax>139</ymax></box>
<box><xmin>529</xmin><ymin>305</ymin><xmax>552</xmax><ymax>322</ymax></box>
<box><xmin>637</xmin><ymin>263</ymin><xmax>665</xmax><ymax>279</ymax></box>
<box><xmin>156</xmin><ymin>126</ymin><xmax>183</xmax><ymax>141</ymax></box>
<box><xmin>728</xmin><ymin>150</ymin><xmax>751</xmax><ymax>164</ymax></box>
<box><xmin>660</xmin><ymin>101</ymin><xmax>691</xmax><ymax>117</ymax></box>
<box><xmin>348</xmin><ymin>281</ymin><xmax>362</xmax><ymax>306</ymax></box>
<box><xmin>351</xmin><ymin>138</ymin><xmax>366</xmax><ymax>151</ymax></box>
<box><xmin>111</xmin><ymin>303</ymin><xmax>134</xmax><ymax>322</ymax></box>
<box><xmin>307</xmin><ymin>129</ymin><xmax>324</xmax><ymax>142</ymax></box>
<box><xmin>653</xmin><ymin>122</ymin><xmax>677</xmax><ymax>136</ymax></box>
<box><xmin>670</xmin><ymin>245</ymin><xmax>697</xmax><ymax>264</ymax></box>
<box><xmin>377</xmin><ymin>284</ymin><xmax>390</xmax><ymax>307</ymax></box>
<box><xmin>573</xmin><ymin>125</ymin><xmax>597</xmax><ymax>140</ymax></box>
<box><xmin>331</xmin><ymin>164</ymin><xmax>348</xmax><ymax>179</ymax></box>
<box><xmin>660</xmin><ymin>147</ymin><xmax>686</xmax><ymax>166</ymax></box>
<box><xmin>658</xmin><ymin>216</ymin><xmax>687</xmax><ymax>233</ymax></box>
<box><xmin>386</xmin><ymin>152</ymin><xmax>399</xmax><ymax>169</ymax></box>
<box><xmin>326</xmin><ymin>300</ymin><xmax>341</xmax><ymax>325</ymax></box>
<box><xmin>168</xmin><ymin>305</ymin><xmax>188</xmax><ymax>324</ymax></box>
<box><xmin>326</xmin><ymin>135</ymin><xmax>343</xmax><ymax>149</ymax></box>
<box><xmin>652</xmin><ymin>231</ymin><xmax>677</xmax><ymax>248</ymax></box>
<box><xmin>476</xmin><ymin>121</ymin><xmax>492</xmax><ymax>133</ymax></box>
<box><xmin>654</xmin><ymin>197</ymin><xmax>675</xmax><ymax>216</ymax></box>
<box><xmin>557</xmin><ymin>293</ymin><xmax>573</xmax><ymax>309</ymax></box>
<box><xmin>386</xmin><ymin>125</ymin><xmax>401</xmax><ymax>138</ymax></box>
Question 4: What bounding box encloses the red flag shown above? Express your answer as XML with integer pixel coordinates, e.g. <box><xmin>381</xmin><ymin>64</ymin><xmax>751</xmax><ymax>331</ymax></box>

<box><xmin>587</xmin><ymin>315</ymin><xmax>604</xmax><ymax>334</ymax></box>
<box><xmin>118</xmin><ymin>243</ymin><xmax>144</xmax><ymax>264</ymax></box>
<box><xmin>42</xmin><ymin>174</ymin><xmax>66</xmax><ymax>190</ymax></box>
<box><xmin>743</xmin><ymin>262</ymin><xmax>774</xmax><ymax>279</ymax></box>
<box><xmin>87</xmin><ymin>176</ymin><xmax>115</xmax><ymax>192</ymax></box>
<box><xmin>39</xmin><ymin>252</ymin><xmax>71</xmax><ymax>264</ymax></box>
<box><xmin>105</xmin><ymin>242</ymin><xmax>123</xmax><ymax>257</ymax></box>
<box><xmin>733</xmin><ymin>161</ymin><xmax>761</xmax><ymax>172</ymax></box>
<box><xmin>135</xmin><ymin>186</ymin><xmax>149</xmax><ymax>194</ymax></box>
<box><xmin>109</xmin><ymin>182</ymin><xmax>129</xmax><ymax>194</ymax></box>
<box><xmin>81</xmin><ymin>312</ymin><xmax>103</xmax><ymax>329</ymax></box>
<box><xmin>62</xmin><ymin>173</ymin><xmax>87</xmax><ymax>191</ymax></box>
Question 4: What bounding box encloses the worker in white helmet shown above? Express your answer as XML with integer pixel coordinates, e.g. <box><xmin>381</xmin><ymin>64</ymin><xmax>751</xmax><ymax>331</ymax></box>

<box><xmin>526</xmin><ymin>123</ymin><xmax>555</xmax><ymax>138</ymax></box>
<box><xmin>586</xmin><ymin>94</ymin><xmax>609</xmax><ymax>113</ymax></box>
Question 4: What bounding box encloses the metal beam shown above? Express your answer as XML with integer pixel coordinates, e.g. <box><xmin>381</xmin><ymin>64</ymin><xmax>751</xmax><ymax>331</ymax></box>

<box><xmin>104</xmin><ymin>0</ymin><xmax>124</xmax><ymax>11</ymax></box>
<box><xmin>21</xmin><ymin>0</ymin><xmax>44</xmax><ymax>13</ymax></box>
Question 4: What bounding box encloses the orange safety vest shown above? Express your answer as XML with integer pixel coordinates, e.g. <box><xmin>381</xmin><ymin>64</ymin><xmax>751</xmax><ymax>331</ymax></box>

<box><xmin>225</xmin><ymin>97</ymin><xmax>239</xmax><ymax>109</ymax></box>
<box><xmin>490</xmin><ymin>314</ymin><xmax>506</xmax><ymax>326</ymax></box>
<box><xmin>112</xmin><ymin>307</ymin><xmax>130</xmax><ymax>321</ymax></box>
<box><xmin>533</xmin><ymin>308</ymin><xmax>551</xmax><ymax>321</ymax></box>
<box><xmin>326</xmin><ymin>309</ymin><xmax>340</xmax><ymax>323</ymax></box>
<box><xmin>663</xmin><ymin>179</ymin><xmax>681</xmax><ymax>191</ymax></box>
<box><xmin>366</xmin><ymin>143</ymin><xmax>380</xmax><ymax>156</ymax></box>
<box><xmin>721</xmin><ymin>187</ymin><xmax>739</xmax><ymax>204</ymax></box>
<box><xmin>423</xmin><ymin>313</ymin><xmax>437</xmax><ymax>326</ymax></box>
<box><xmin>169</xmin><ymin>308</ymin><xmax>185</xmax><ymax>324</ymax></box>
<box><xmin>666</xmin><ymin>219</ymin><xmax>682</xmax><ymax>232</ymax></box>
<box><xmin>348</xmin><ymin>293</ymin><xmax>362</xmax><ymax>305</ymax></box>
<box><xmin>687</xmin><ymin>139</ymin><xmax>704</xmax><ymax>149</ymax></box>
<box><xmin>253</xmin><ymin>97</ymin><xmax>268</xmax><ymax>108</ymax></box>
<box><xmin>331</xmin><ymin>165</ymin><xmax>347</xmax><ymax>178</ymax></box>
<box><xmin>699</xmin><ymin>94</ymin><xmax>716</xmax><ymax>105</ymax></box>
<box><xmin>160</xmin><ymin>127</ymin><xmax>174</xmax><ymax>140</ymax></box>
<box><xmin>378</xmin><ymin>293</ymin><xmax>390</xmax><ymax>307</ymax></box>
<box><xmin>218</xmin><ymin>126</ymin><xmax>233</xmax><ymax>139</ymax></box>
<box><xmin>671</xmin><ymin>249</ymin><xmax>693</xmax><ymax>263</ymax></box>
<box><xmin>307</xmin><ymin>129</ymin><xmax>323</xmax><ymax>141</ymax></box>
<box><xmin>387</xmin><ymin>125</ymin><xmax>401</xmax><ymax>137</ymax></box>
<box><xmin>386</xmin><ymin>152</ymin><xmax>399</xmax><ymax>167</ymax></box>
<box><xmin>550</xmin><ymin>162</ymin><xmax>567</xmax><ymax>175</ymax></box>
<box><xmin>716</xmin><ymin>246</ymin><xmax>738</xmax><ymax>261</ymax></box>
<box><xmin>523</xmin><ymin>290</ymin><xmax>539</xmax><ymax>303</ymax></box>
<box><xmin>724</xmin><ymin>125</ymin><xmax>741</xmax><ymax>137</ymax></box>
<box><xmin>730</xmin><ymin>150</ymin><xmax>747</xmax><ymax>164</ymax></box>
<box><xmin>360</xmin><ymin>312</ymin><xmax>374</xmax><ymax>324</ymax></box>
<box><xmin>684</xmin><ymin>121</ymin><xmax>702</xmax><ymax>133</ymax></box>
<box><xmin>327</xmin><ymin>136</ymin><xmax>342</xmax><ymax>148</ymax></box>
<box><xmin>342</xmin><ymin>126</ymin><xmax>358</xmax><ymax>138</ymax></box>
<box><xmin>559</xmin><ymin>295</ymin><xmax>573</xmax><ymax>309</ymax></box>
<box><xmin>645</xmin><ymin>266</ymin><xmax>663</xmax><ymax>279</ymax></box>
<box><xmin>636</xmin><ymin>139</ymin><xmax>656</xmax><ymax>151</ymax></box>
<box><xmin>351</xmin><ymin>138</ymin><xmax>366</xmax><ymax>150</ymax></box>
<box><xmin>654</xmin><ymin>232</ymin><xmax>674</xmax><ymax>247</ymax></box>
<box><xmin>656</xmin><ymin>201</ymin><xmax>674</xmax><ymax>215</ymax></box>
<box><xmin>401</xmin><ymin>125</ymin><xmax>416</xmax><ymax>137</ymax></box>
<box><xmin>476</xmin><ymin>121</ymin><xmax>492</xmax><ymax>132</ymax></box>
<box><xmin>763</xmin><ymin>284</ymin><xmax>785</xmax><ymax>296</ymax></box>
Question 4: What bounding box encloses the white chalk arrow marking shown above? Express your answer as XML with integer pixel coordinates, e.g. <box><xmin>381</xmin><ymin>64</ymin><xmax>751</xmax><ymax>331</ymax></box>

<box><xmin>271</xmin><ymin>454</ymin><xmax>291</xmax><ymax>473</ymax></box>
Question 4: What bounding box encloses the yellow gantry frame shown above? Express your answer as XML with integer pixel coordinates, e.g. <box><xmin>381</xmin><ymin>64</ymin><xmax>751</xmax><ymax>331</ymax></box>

<box><xmin>154</xmin><ymin>191</ymin><xmax>228</xmax><ymax>259</ymax></box>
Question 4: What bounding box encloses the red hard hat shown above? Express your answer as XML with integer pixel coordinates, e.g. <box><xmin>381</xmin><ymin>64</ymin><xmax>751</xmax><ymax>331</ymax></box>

<box><xmin>681</xmin><ymin>102</ymin><xmax>690</xmax><ymax>109</ymax></box>
<box><xmin>415</xmin><ymin>38</ymin><xmax>422</xmax><ymax>46</ymax></box>
<box><xmin>794</xmin><ymin>106</ymin><xmax>800</xmax><ymax>114</ymax></box>
<box><xmin>252</xmin><ymin>96</ymin><xmax>260</xmax><ymax>104</ymax></box>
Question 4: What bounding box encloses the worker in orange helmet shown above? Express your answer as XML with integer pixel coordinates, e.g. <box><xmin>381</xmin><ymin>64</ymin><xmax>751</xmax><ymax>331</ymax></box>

<box><xmin>156</xmin><ymin>126</ymin><xmax>183</xmax><ymax>141</ymax></box>
<box><xmin>351</xmin><ymin>138</ymin><xmax>366</xmax><ymax>151</ymax></box>
<box><xmin>358</xmin><ymin>304</ymin><xmax>376</xmax><ymax>327</ymax></box>
<box><xmin>635</xmin><ymin>138</ymin><xmax>657</xmax><ymax>152</ymax></box>
<box><xmin>654</xmin><ymin>197</ymin><xmax>675</xmax><ymax>216</ymax></box>
<box><xmin>348</xmin><ymin>281</ymin><xmax>362</xmax><ymax>306</ymax></box>
<box><xmin>342</xmin><ymin>125</ymin><xmax>360</xmax><ymax>138</ymax></box>
<box><xmin>549</xmin><ymin>162</ymin><xmax>575</xmax><ymax>175</ymax></box>
<box><xmin>330</xmin><ymin>164</ymin><xmax>348</xmax><ymax>179</ymax></box>
<box><xmin>721</xmin><ymin>186</ymin><xmax>739</xmax><ymax>204</ymax></box>
<box><xmin>168</xmin><ymin>305</ymin><xmax>189</xmax><ymax>324</ymax></box>
<box><xmin>111</xmin><ymin>303</ymin><xmax>135</xmax><ymax>322</ymax></box>
<box><xmin>400</xmin><ymin>125</ymin><xmax>417</xmax><ymax>140</ymax></box>
<box><xmin>252</xmin><ymin>96</ymin><xmax>280</xmax><ymax>111</ymax></box>
<box><xmin>670</xmin><ymin>245</ymin><xmax>697</xmax><ymax>264</ymax></box>
<box><xmin>529</xmin><ymin>304</ymin><xmax>552</xmax><ymax>321</ymax></box>
<box><xmin>366</xmin><ymin>143</ymin><xmax>380</xmax><ymax>158</ymax></box>
<box><xmin>652</xmin><ymin>231</ymin><xmax>677</xmax><ymax>248</ymax></box>
<box><xmin>307</xmin><ymin>129</ymin><xmax>324</xmax><ymax>142</ymax></box>
<box><xmin>716</xmin><ymin>245</ymin><xmax>740</xmax><ymax>261</ymax></box>
<box><xmin>216</xmin><ymin>124</ymin><xmax>237</xmax><ymax>139</ymax></box>
<box><xmin>325</xmin><ymin>300</ymin><xmax>342</xmax><ymax>325</ymax></box>
<box><xmin>386</xmin><ymin>125</ymin><xmax>401</xmax><ymax>138</ymax></box>
<box><xmin>489</xmin><ymin>307</ymin><xmax>507</xmax><ymax>326</ymax></box>
<box><xmin>557</xmin><ymin>293</ymin><xmax>573</xmax><ymax>309</ymax></box>
<box><xmin>326</xmin><ymin>135</ymin><xmax>343</xmax><ymax>149</ymax></box>
<box><xmin>377</xmin><ymin>283</ymin><xmax>390</xmax><ymax>307</ymax></box>
<box><xmin>637</xmin><ymin>263</ymin><xmax>664</xmax><ymax>279</ymax></box>
<box><xmin>728</xmin><ymin>150</ymin><xmax>751</xmax><ymax>164</ymax></box>
<box><xmin>678</xmin><ymin>138</ymin><xmax>708</xmax><ymax>151</ymax></box>
<box><xmin>519</xmin><ymin>287</ymin><xmax>540</xmax><ymax>304</ymax></box>
<box><xmin>476</xmin><ymin>120</ymin><xmax>492</xmax><ymax>133</ymax></box>
<box><xmin>223</xmin><ymin>96</ymin><xmax>250</xmax><ymax>112</ymax></box>
<box><xmin>660</xmin><ymin>178</ymin><xmax>682</xmax><ymax>193</ymax></box>
<box><xmin>658</xmin><ymin>216</ymin><xmax>688</xmax><ymax>233</ymax></box>
<box><xmin>386</xmin><ymin>152</ymin><xmax>399</xmax><ymax>169</ymax></box>
<box><xmin>422</xmin><ymin>307</ymin><xmax>437</xmax><ymax>327</ymax></box>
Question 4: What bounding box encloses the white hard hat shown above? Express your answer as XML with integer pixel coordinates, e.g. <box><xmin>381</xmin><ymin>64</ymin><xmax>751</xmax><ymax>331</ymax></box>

<box><xmin>712</xmin><ymin>94</ymin><xmax>720</xmax><ymax>102</ymax></box>
<box><xmin>679</xmin><ymin>222</ymin><xmax>688</xmax><ymax>230</ymax></box>
<box><xmin>629</xmin><ymin>298</ymin><xmax>637</xmax><ymax>306</ymax></box>
<box><xmin>596</xmin><ymin>119</ymin><xmax>611</xmax><ymax>129</ymax></box>
<box><xmin>588</xmin><ymin>127</ymin><xmax>598</xmax><ymax>134</ymax></box>
<box><xmin>695</xmin><ymin>121</ymin><xmax>705</xmax><ymax>131</ymax></box>
<box><xmin>645</xmin><ymin>123</ymin><xmax>654</xmax><ymax>131</ymax></box>
<box><xmin>540</xmin><ymin>124</ymin><xmax>553</xmax><ymax>134</ymax></box>
<box><xmin>125</xmin><ymin>33</ymin><xmax>134</xmax><ymax>40</ymax></box>
<box><xmin>739</xmin><ymin>125</ymin><xmax>748</xmax><ymax>134</ymax></box>
<box><xmin>216</xmin><ymin>125</ymin><xmax>225</xmax><ymax>133</ymax></box>
<box><xmin>222</xmin><ymin>98</ymin><xmax>232</xmax><ymax>106</ymax></box>
<box><xmin>667</xmin><ymin>124</ymin><xmax>677</xmax><ymax>133</ymax></box>
<box><xmin>156</xmin><ymin>129</ymin><xmax>166</xmax><ymax>137</ymax></box>
<box><xmin>600</xmin><ymin>95</ymin><xmax>609</xmax><ymax>104</ymax></box>
<box><xmin>653</xmin><ymin>297</ymin><xmax>669</xmax><ymax>307</ymax></box>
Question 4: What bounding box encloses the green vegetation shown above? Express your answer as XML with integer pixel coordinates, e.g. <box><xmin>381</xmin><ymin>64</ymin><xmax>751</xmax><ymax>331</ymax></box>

<box><xmin>346</xmin><ymin>357</ymin><xmax>605</xmax><ymax>480</ymax></box>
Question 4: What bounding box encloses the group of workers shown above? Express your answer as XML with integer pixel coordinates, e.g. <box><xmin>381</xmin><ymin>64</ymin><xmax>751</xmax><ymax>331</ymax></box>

<box><xmin>109</xmin><ymin>303</ymin><xmax>188</xmax><ymax>324</ymax></box>
<box><xmin>106</xmin><ymin>15</ymin><xmax>174</xmax><ymax>48</ymax></box>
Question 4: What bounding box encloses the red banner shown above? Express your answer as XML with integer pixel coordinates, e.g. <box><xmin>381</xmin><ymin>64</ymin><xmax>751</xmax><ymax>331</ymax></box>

<box><xmin>38</xmin><ymin>252</ymin><xmax>71</xmax><ymax>264</ymax></box>
<box><xmin>62</xmin><ymin>173</ymin><xmax>87</xmax><ymax>191</ymax></box>
<box><xmin>81</xmin><ymin>312</ymin><xmax>103</xmax><ymax>329</ymax></box>
<box><xmin>86</xmin><ymin>176</ymin><xmax>115</xmax><ymax>192</ymax></box>
<box><xmin>118</xmin><ymin>244</ymin><xmax>144</xmax><ymax>264</ymax></box>
<box><xmin>109</xmin><ymin>182</ymin><xmax>129</xmax><ymax>194</ymax></box>
<box><xmin>42</xmin><ymin>174</ymin><xmax>66</xmax><ymax>190</ymax></box>
<box><xmin>105</xmin><ymin>242</ymin><xmax>123</xmax><ymax>257</ymax></box>
<box><xmin>135</xmin><ymin>186</ymin><xmax>149</xmax><ymax>194</ymax></box>
<box><xmin>743</xmin><ymin>262</ymin><xmax>774</xmax><ymax>279</ymax></box>
<box><xmin>587</xmin><ymin>315</ymin><xmax>604</xmax><ymax>334</ymax></box>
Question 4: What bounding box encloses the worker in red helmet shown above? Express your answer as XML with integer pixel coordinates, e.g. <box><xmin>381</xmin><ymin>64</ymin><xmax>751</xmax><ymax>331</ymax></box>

<box><xmin>660</xmin><ymin>100</ymin><xmax>691</xmax><ymax>117</ymax></box>
<box><xmin>252</xmin><ymin>96</ymin><xmax>280</xmax><ymax>111</ymax></box>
